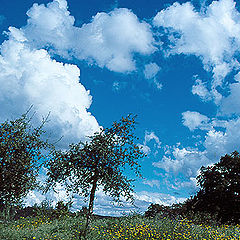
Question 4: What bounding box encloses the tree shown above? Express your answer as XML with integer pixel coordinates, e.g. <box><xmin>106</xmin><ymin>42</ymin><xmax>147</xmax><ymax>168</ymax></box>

<box><xmin>192</xmin><ymin>151</ymin><xmax>240</xmax><ymax>223</ymax></box>
<box><xmin>144</xmin><ymin>203</ymin><xmax>184</xmax><ymax>220</ymax></box>
<box><xmin>0</xmin><ymin>111</ymin><xmax>51</xmax><ymax>217</ymax></box>
<box><xmin>46</xmin><ymin>114</ymin><xmax>145</xmax><ymax>237</ymax></box>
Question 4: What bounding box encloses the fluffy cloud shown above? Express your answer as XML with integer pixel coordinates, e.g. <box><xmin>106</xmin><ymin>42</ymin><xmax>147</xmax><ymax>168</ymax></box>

<box><xmin>134</xmin><ymin>191</ymin><xmax>186</xmax><ymax>208</ymax></box>
<box><xmin>139</xmin><ymin>131</ymin><xmax>161</xmax><ymax>155</ymax></box>
<box><xmin>138</xmin><ymin>144</ymin><xmax>151</xmax><ymax>155</ymax></box>
<box><xmin>203</xmin><ymin>118</ymin><xmax>240</xmax><ymax>159</ymax></box>
<box><xmin>22</xmin><ymin>0</ymin><xmax>156</xmax><ymax>73</ymax></box>
<box><xmin>142</xmin><ymin>179</ymin><xmax>160</xmax><ymax>188</ymax></box>
<box><xmin>143</xmin><ymin>62</ymin><xmax>162</xmax><ymax>89</ymax></box>
<box><xmin>153</xmin><ymin>0</ymin><xmax>240</xmax><ymax>92</ymax></box>
<box><xmin>153</xmin><ymin>146</ymin><xmax>210</xmax><ymax>178</ymax></box>
<box><xmin>144</xmin><ymin>131</ymin><xmax>161</xmax><ymax>147</ymax></box>
<box><xmin>182</xmin><ymin>111</ymin><xmax>209</xmax><ymax>131</ymax></box>
<box><xmin>144</xmin><ymin>62</ymin><xmax>160</xmax><ymax>79</ymax></box>
<box><xmin>191</xmin><ymin>78</ymin><xmax>212</xmax><ymax>102</ymax></box>
<box><xmin>154</xmin><ymin>113</ymin><xmax>240</xmax><ymax>186</ymax></box>
<box><xmin>0</xmin><ymin>27</ymin><xmax>99</xmax><ymax>148</ymax></box>
<box><xmin>220</xmin><ymin>72</ymin><xmax>240</xmax><ymax>115</ymax></box>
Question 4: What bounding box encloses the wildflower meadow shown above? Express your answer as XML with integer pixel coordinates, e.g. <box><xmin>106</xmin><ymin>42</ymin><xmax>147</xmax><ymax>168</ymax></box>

<box><xmin>1</xmin><ymin>213</ymin><xmax>240</xmax><ymax>240</ymax></box>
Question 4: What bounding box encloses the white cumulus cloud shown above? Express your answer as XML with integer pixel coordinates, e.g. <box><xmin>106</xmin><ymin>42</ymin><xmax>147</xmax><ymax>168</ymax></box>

<box><xmin>182</xmin><ymin>111</ymin><xmax>209</xmax><ymax>131</ymax></box>
<box><xmin>154</xmin><ymin>113</ymin><xmax>240</xmax><ymax>187</ymax></box>
<box><xmin>203</xmin><ymin>118</ymin><xmax>240</xmax><ymax>160</ymax></box>
<box><xmin>0</xmin><ymin>27</ymin><xmax>99</xmax><ymax>148</ymax></box>
<box><xmin>153</xmin><ymin>0</ymin><xmax>240</xmax><ymax>98</ymax></box>
<box><xmin>21</xmin><ymin>0</ymin><xmax>156</xmax><ymax>73</ymax></box>
<box><xmin>192</xmin><ymin>78</ymin><xmax>212</xmax><ymax>102</ymax></box>
<box><xmin>153</xmin><ymin>146</ymin><xmax>210</xmax><ymax>178</ymax></box>
<box><xmin>139</xmin><ymin>131</ymin><xmax>161</xmax><ymax>155</ymax></box>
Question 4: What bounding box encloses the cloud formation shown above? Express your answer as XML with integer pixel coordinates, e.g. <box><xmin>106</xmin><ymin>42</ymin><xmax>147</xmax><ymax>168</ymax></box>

<box><xmin>220</xmin><ymin>72</ymin><xmax>240</xmax><ymax>116</ymax></box>
<box><xmin>182</xmin><ymin>111</ymin><xmax>209</xmax><ymax>131</ymax></box>
<box><xmin>143</xmin><ymin>62</ymin><xmax>162</xmax><ymax>89</ymax></box>
<box><xmin>144</xmin><ymin>131</ymin><xmax>161</xmax><ymax>148</ymax></box>
<box><xmin>144</xmin><ymin>62</ymin><xmax>160</xmax><ymax>79</ymax></box>
<box><xmin>138</xmin><ymin>131</ymin><xmax>161</xmax><ymax>155</ymax></box>
<box><xmin>153</xmin><ymin>113</ymin><xmax>240</xmax><ymax>190</ymax></box>
<box><xmin>153</xmin><ymin>146</ymin><xmax>209</xmax><ymax>177</ymax></box>
<box><xmin>153</xmin><ymin>0</ymin><xmax>240</xmax><ymax>100</ymax></box>
<box><xmin>142</xmin><ymin>179</ymin><xmax>160</xmax><ymax>188</ymax></box>
<box><xmin>22</xmin><ymin>0</ymin><xmax>156</xmax><ymax>73</ymax></box>
<box><xmin>0</xmin><ymin>27</ymin><xmax>99</xmax><ymax>148</ymax></box>
<box><xmin>191</xmin><ymin>78</ymin><xmax>212</xmax><ymax>102</ymax></box>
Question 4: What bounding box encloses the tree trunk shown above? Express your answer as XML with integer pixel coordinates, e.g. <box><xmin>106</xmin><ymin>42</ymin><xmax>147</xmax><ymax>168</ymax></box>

<box><xmin>80</xmin><ymin>175</ymin><xmax>98</xmax><ymax>239</ymax></box>
<box><xmin>88</xmin><ymin>178</ymin><xmax>98</xmax><ymax>215</ymax></box>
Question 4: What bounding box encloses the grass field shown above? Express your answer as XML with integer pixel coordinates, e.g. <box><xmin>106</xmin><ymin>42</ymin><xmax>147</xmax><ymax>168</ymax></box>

<box><xmin>1</xmin><ymin>214</ymin><xmax>240</xmax><ymax>240</ymax></box>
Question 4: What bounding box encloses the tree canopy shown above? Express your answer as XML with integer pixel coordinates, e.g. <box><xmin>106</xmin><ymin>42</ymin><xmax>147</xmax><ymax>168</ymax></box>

<box><xmin>0</xmin><ymin>112</ymin><xmax>51</xmax><ymax>211</ymax></box>
<box><xmin>187</xmin><ymin>151</ymin><xmax>240</xmax><ymax>224</ymax></box>
<box><xmin>46</xmin><ymin>114</ymin><xmax>145</xmax><ymax>216</ymax></box>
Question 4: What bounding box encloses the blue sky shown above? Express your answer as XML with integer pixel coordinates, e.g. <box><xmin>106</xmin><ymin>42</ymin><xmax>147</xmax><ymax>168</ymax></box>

<box><xmin>1</xmin><ymin>0</ymin><xmax>240</xmax><ymax>215</ymax></box>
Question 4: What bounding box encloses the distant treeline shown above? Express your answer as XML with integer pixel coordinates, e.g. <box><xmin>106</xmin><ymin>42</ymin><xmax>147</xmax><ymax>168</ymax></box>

<box><xmin>145</xmin><ymin>151</ymin><xmax>240</xmax><ymax>225</ymax></box>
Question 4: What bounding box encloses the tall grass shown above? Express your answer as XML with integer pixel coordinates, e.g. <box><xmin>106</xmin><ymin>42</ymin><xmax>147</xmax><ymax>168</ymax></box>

<box><xmin>1</xmin><ymin>214</ymin><xmax>240</xmax><ymax>240</ymax></box>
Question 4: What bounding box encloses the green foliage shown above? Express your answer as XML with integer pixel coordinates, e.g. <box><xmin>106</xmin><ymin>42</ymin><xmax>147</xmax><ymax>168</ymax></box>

<box><xmin>144</xmin><ymin>203</ymin><xmax>182</xmax><ymax>219</ymax></box>
<box><xmin>32</xmin><ymin>200</ymin><xmax>55</xmax><ymax>219</ymax></box>
<box><xmin>144</xmin><ymin>202</ymin><xmax>221</xmax><ymax>227</ymax></box>
<box><xmin>46</xmin><ymin>114</ymin><xmax>144</xmax><ymax>211</ymax></box>
<box><xmin>0</xmin><ymin>110</ymin><xmax>51</xmax><ymax>215</ymax></box>
<box><xmin>145</xmin><ymin>203</ymin><xmax>166</xmax><ymax>218</ymax></box>
<box><xmin>183</xmin><ymin>211</ymin><xmax>220</xmax><ymax>226</ymax></box>
<box><xmin>184</xmin><ymin>151</ymin><xmax>240</xmax><ymax>224</ymax></box>
<box><xmin>30</xmin><ymin>200</ymin><xmax>74</xmax><ymax>220</ymax></box>
<box><xmin>53</xmin><ymin>201</ymin><xmax>72</xmax><ymax>219</ymax></box>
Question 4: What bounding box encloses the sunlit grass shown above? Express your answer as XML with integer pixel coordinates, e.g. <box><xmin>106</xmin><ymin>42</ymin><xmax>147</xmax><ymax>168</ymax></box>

<box><xmin>1</xmin><ymin>214</ymin><xmax>240</xmax><ymax>239</ymax></box>
<box><xmin>0</xmin><ymin>215</ymin><xmax>84</xmax><ymax>240</ymax></box>
<box><xmin>89</xmin><ymin>216</ymin><xmax>240</xmax><ymax>240</ymax></box>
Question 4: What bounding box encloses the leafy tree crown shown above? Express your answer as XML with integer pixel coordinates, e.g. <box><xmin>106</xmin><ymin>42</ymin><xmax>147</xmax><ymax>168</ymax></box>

<box><xmin>47</xmin><ymin>114</ymin><xmax>145</xmax><ymax>203</ymax></box>
<box><xmin>0</xmin><ymin>111</ymin><xmax>51</xmax><ymax>207</ymax></box>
